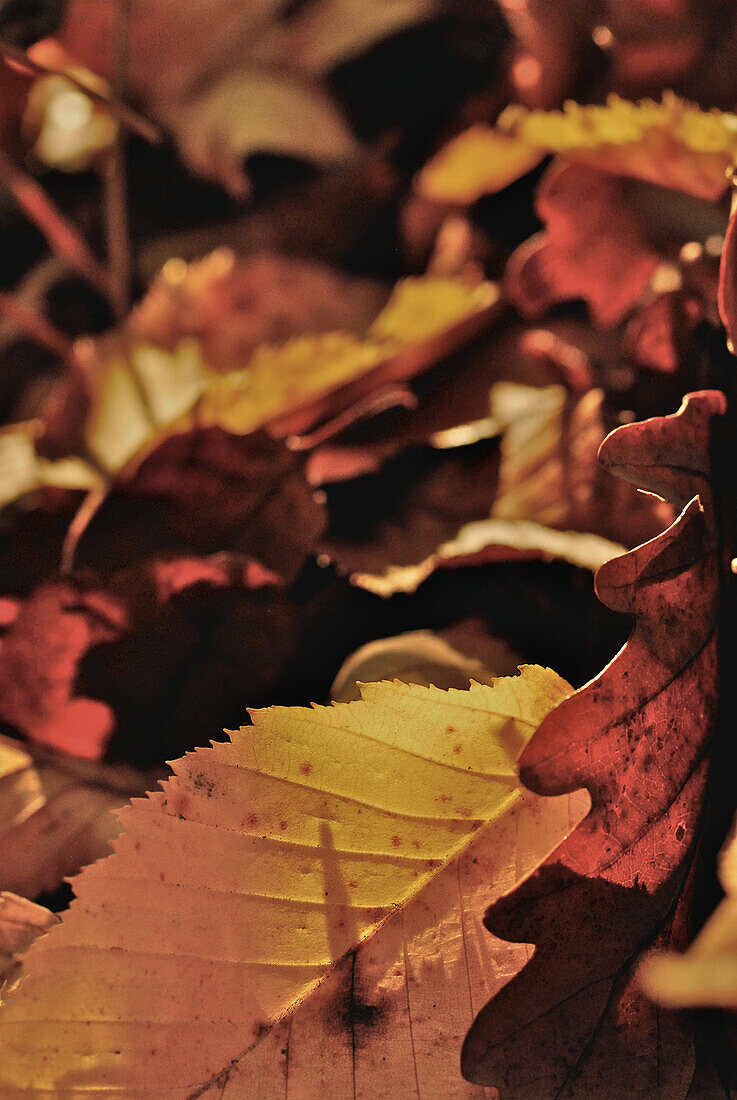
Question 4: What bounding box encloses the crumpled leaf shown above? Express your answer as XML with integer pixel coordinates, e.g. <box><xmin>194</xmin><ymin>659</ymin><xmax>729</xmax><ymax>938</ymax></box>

<box><xmin>340</xmin><ymin>381</ymin><xmax>668</xmax><ymax>594</ymax></box>
<box><xmin>0</xmin><ymin>733</ymin><xmax>149</xmax><ymax>898</ymax></box>
<box><xmin>505</xmin><ymin>160</ymin><xmax>660</xmax><ymax>326</ymax></box>
<box><xmin>353</xmin><ymin>519</ymin><xmax>623</xmax><ymax>597</ymax></box>
<box><xmin>461</xmin><ymin>390</ymin><xmax>726</xmax><ymax>1097</ymax></box>
<box><xmin>639</xmin><ymin>816</ymin><xmax>737</xmax><ymax>1010</ymax></box>
<box><xmin>57</xmin><ymin>0</ymin><xmax>432</xmax><ymax>192</ymax></box>
<box><xmin>0</xmin><ymin>665</ymin><xmax>592</xmax><ymax>1095</ymax></box>
<box><xmin>0</xmin><ymin>893</ymin><xmax>57</xmax><ymax>990</ymax></box>
<box><xmin>42</xmin><ymin>264</ymin><xmax>499</xmax><ymax>475</ymax></box>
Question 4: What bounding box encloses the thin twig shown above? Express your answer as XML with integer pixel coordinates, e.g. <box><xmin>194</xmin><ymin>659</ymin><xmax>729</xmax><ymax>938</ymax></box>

<box><xmin>60</xmin><ymin>484</ymin><xmax>109</xmax><ymax>575</ymax></box>
<box><xmin>0</xmin><ymin>145</ymin><xmax>114</xmax><ymax>297</ymax></box>
<box><xmin>0</xmin><ymin>37</ymin><xmax>160</xmax><ymax>144</ymax></box>
<box><xmin>0</xmin><ymin>288</ymin><xmax>72</xmax><ymax>360</ymax></box>
<box><xmin>104</xmin><ymin>0</ymin><xmax>133</xmax><ymax>320</ymax></box>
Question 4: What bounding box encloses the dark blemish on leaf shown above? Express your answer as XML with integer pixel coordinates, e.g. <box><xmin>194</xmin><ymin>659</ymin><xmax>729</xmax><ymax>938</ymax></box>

<box><xmin>348</xmin><ymin>880</ymin><xmax>358</xmax><ymax>889</ymax></box>
<box><xmin>675</xmin><ymin>822</ymin><xmax>686</xmax><ymax>841</ymax></box>
<box><xmin>279</xmin><ymin>820</ymin><xmax>288</xmax><ymax>830</ymax></box>
<box><xmin>190</xmin><ymin>772</ymin><xmax>215</xmax><ymax>798</ymax></box>
<box><xmin>446</xmin><ymin>726</ymin><xmax>456</xmax><ymax>734</ymax></box>
<box><xmin>244</xmin><ymin>813</ymin><xmax>259</xmax><ymax>828</ymax></box>
<box><xmin>391</xmin><ymin>835</ymin><xmax>402</xmax><ymax>847</ymax></box>
<box><xmin>300</xmin><ymin>762</ymin><xmax>313</xmax><ymax>776</ymax></box>
<box><xmin>453</xmin><ymin>744</ymin><xmax>463</xmax><ymax>754</ymax></box>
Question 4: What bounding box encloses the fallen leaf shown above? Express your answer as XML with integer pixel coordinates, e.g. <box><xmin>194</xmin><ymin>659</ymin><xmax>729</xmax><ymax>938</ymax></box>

<box><xmin>319</xmin><ymin>438</ymin><xmax>501</xmax><ymax>579</ymax></box>
<box><xmin>75</xmin><ymin>428</ymin><xmax>325</xmax><ymax>586</ymax></box>
<box><xmin>0</xmin><ymin>733</ymin><xmax>150</xmax><ymax>899</ymax></box>
<box><xmin>0</xmin><ymin>893</ymin><xmax>57</xmax><ymax>990</ymax></box>
<box><xmin>128</xmin><ymin>250</ymin><xmax>388</xmax><ymax>369</ymax></box>
<box><xmin>199</xmin><ymin>274</ymin><xmax>501</xmax><ymax>440</ymax></box>
<box><xmin>0</xmin><ymin>421</ymin><xmax>100</xmax><ymax>511</ymax></box>
<box><xmin>718</xmin><ymin>182</ymin><xmax>737</xmax><ymax>354</ymax></box>
<box><xmin>329</xmin><ymin>629</ymin><xmax>509</xmax><ymax>703</ymax></box>
<box><xmin>639</xmin><ymin>816</ymin><xmax>737</xmax><ymax>1010</ymax></box>
<box><xmin>624</xmin><ymin>289</ymin><xmax>704</xmax><ymax>375</ymax></box>
<box><xmin>416</xmin><ymin>124</ymin><xmax>544</xmax><ymax>204</ymax></box>
<box><xmin>499</xmin><ymin>94</ymin><xmax>737</xmax><ymax>200</ymax></box>
<box><xmin>488</xmin><ymin>382</ymin><xmax>670</xmax><ymax>545</ymax></box>
<box><xmin>41</xmin><ymin>265</ymin><xmax>499</xmax><ymax>474</ymax></box>
<box><xmin>0</xmin><ymin>552</ymin><xmax>295</xmax><ymax>765</ymax></box>
<box><xmin>353</xmin><ymin>519</ymin><xmax>623</xmax><ymax>597</ymax></box>
<box><xmin>0</xmin><ymin>665</ymin><xmax>591</xmax><ymax>1095</ymax></box>
<box><xmin>57</xmin><ymin>0</ymin><xmax>433</xmax><ymax>192</ymax></box>
<box><xmin>505</xmin><ymin>160</ymin><xmax>660</xmax><ymax>326</ymax></box>
<box><xmin>424</xmin><ymin>94</ymin><xmax>737</xmax><ymax>206</ymax></box>
<box><xmin>461</xmin><ymin>390</ymin><xmax>726</xmax><ymax>1096</ymax></box>
<box><xmin>338</xmin><ymin>381</ymin><xmax>667</xmax><ymax>595</ymax></box>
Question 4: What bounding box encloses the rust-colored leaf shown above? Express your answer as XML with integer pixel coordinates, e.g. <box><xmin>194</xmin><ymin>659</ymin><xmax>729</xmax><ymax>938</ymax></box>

<box><xmin>505</xmin><ymin>161</ymin><xmax>660</xmax><ymax>327</ymax></box>
<box><xmin>462</xmin><ymin>390</ymin><xmax>726</xmax><ymax>1097</ymax></box>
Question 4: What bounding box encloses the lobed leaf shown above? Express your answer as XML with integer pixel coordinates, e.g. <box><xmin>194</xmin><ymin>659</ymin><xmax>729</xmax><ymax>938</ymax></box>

<box><xmin>461</xmin><ymin>390</ymin><xmax>727</xmax><ymax>1097</ymax></box>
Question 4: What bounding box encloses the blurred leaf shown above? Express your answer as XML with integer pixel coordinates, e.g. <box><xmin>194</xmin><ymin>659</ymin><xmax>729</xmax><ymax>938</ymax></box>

<box><xmin>416</xmin><ymin>124</ymin><xmax>543</xmax><ymax>203</ymax></box>
<box><xmin>58</xmin><ymin>0</ymin><xmax>434</xmax><ymax>191</ymax></box>
<box><xmin>505</xmin><ymin>161</ymin><xmax>660</xmax><ymax>326</ymax></box>
<box><xmin>0</xmin><ymin>893</ymin><xmax>57</xmax><ymax>990</ymax></box>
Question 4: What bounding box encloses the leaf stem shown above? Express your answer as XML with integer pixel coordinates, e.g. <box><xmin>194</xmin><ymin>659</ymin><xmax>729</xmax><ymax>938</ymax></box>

<box><xmin>0</xmin><ymin>288</ymin><xmax>72</xmax><ymax>360</ymax></box>
<box><xmin>103</xmin><ymin>0</ymin><xmax>133</xmax><ymax>321</ymax></box>
<box><xmin>0</xmin><ymin>145</ymin><xmax>114</xmax><ymax>297</ymax></box>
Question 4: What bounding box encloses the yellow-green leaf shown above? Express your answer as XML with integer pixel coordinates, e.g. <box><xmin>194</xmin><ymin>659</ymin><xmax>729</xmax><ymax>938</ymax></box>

<box><xmin>0</xmin><ymin>667</ymin><xmax>586</xmax><ymax>1096</ymax></box>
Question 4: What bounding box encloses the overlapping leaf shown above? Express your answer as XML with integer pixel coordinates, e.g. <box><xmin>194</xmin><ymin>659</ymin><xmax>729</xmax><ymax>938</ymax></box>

<box><xmin>0</xmin><ymin>665</ymin><xmax>592</xmax><ymax>1096</ymax></box>
<box><xmin>40</xmin><ymin>260</ymin><xmax>500</xmax><ymax>475</ymax></box>
<box><xmin>342</xmin><ymin>381</ymin><xmax>668</xmax><ymax>595</ymax></box>
<box><xmin>418</xmin><ymin>94</ymin><xmax>737</xmax><ymax>205</ymax></box>
<box><xmin>0</xmin><ymin>734</ymin><xmax>149</xmax><ymax>898</ymax></box>
<box><xmin>461</xmin><ymin>390</ymin><xmax>726</xmax><ymax>1097</ymax></box>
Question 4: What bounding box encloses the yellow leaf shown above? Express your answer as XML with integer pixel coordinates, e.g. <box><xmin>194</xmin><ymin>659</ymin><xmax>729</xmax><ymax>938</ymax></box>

<box><xmin>353</xmin><ymin>519</ymin><xmax>623</xmax><ymax>597</ymax></box>
<box><xmin>0</xmin><ymin>667</ymin><xmax>588</xmax><ymax>1095</ymax></box>
<box><xmin>75</xmin><ymin>270</ymin><xmax>500</xmax><ymax>474</ymax></box>
<box><xmin>416</xmin><ymin>125</ymin><xmax>544</xmax><ymax>203</ymax></box>
<box><xmin>639</xmin><ymin>822</ymin><xmax>737</xmax><ymax>1010</ymax></box>
<box><xmin>500</xmin><ymin>93</ymin><xmax>737</xmax><ymax>200</ymax></box>
<box><xmin>0</xmin><ymin>734</ymin><xmax>151</xmax><ymax>899</ymax></box>
<box><xmin>0</xmin><ymin>422</ymin><xmax>101</xmax><ymax>510</ymax></box>
<box><xmin>419</xmin><ymin>93</ymin><xmax>737</xmax><ymax>205</ymax></box>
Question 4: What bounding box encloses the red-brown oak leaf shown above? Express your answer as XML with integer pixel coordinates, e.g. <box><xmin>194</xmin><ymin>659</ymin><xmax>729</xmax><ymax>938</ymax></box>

<box><xmin>462</xmin><ymin>390</ymin><xmax>725</xmax><ymax>1098</ymax></box>
<box><xmin>505</xmin><ymin>161</ymin><xmax>660</xmax><ymax>328</ymax></box>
